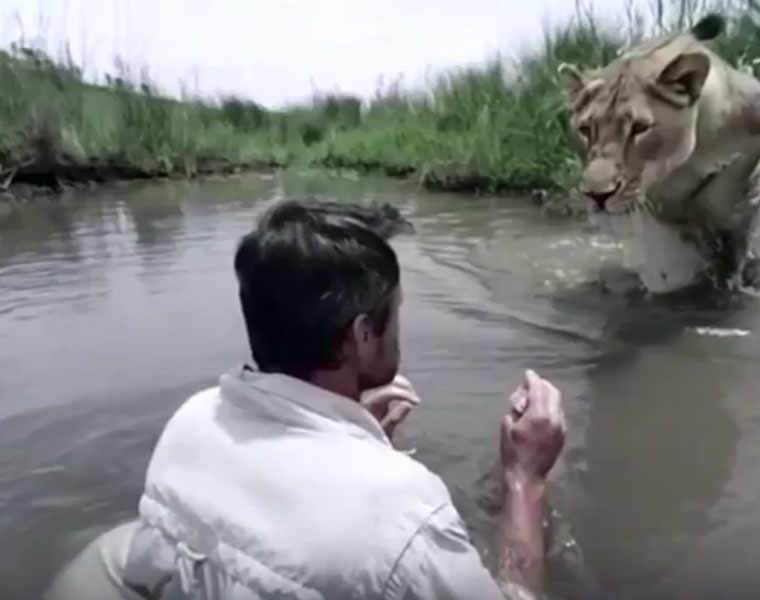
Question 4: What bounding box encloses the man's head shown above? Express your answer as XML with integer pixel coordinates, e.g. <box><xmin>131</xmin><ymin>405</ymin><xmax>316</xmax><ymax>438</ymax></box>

<box><xmin>234</xmin><ymin>199</ymin><xmax>402</xmax><ymax>394</ymax></box>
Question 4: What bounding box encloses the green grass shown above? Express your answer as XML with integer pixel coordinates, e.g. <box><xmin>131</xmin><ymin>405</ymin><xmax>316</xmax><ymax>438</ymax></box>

<box><xmin>0</xmin><ymin>0</ymin><xmax>757</xmax><ymax>198</ymax></box>
<box><xmin>310</xmin><ymin>0</ymin><xmax>760</xmax><ymax>197</ymax></box>
<box><xmin>0</xmin><ymin>46</ymin><xmax>277</xmax><ymax>177</ymax></box>
<box><xmin>310</xmin><ymin>22</ymin><xmax>624</xmax><ymax>195</ymax></box>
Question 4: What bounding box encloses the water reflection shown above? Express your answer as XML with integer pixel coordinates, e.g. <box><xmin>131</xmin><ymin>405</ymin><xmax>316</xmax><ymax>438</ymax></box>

<box><xmin>120</xmin><ymin>184</ymin><xmax>186</xmax><ymax>249</ymax></box>
<box><xmin>576</xmin><ymin>294</ymin><xmax>760</xmax><ymax>597</ymax></box>
<box><xmin>0</xmin><ymin>198</ymin><xmax>84</xmax><ymax>266</ymax></box>
<box><xmin>0</xmin><ymin>197</ymin><xmax>121</xmax><ymax>320</ymax></box>
<box><xmin>582</xmin><ymin>348</ymin><xmax>737</xmax><ymax>587</ymax></box>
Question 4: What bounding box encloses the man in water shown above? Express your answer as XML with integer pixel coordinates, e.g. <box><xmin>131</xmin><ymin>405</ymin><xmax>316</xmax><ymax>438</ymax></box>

<box><xmin>46</xmin><ymin>199</ymin><xmax>566</xmax><ymax>600</ymax></box>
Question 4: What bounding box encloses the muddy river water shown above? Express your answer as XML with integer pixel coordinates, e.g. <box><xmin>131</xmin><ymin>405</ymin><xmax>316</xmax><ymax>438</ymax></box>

<box><xmin>2</xmin><ymin>170</ymin><xmax>759</xmax><ymax>599</ymax></box>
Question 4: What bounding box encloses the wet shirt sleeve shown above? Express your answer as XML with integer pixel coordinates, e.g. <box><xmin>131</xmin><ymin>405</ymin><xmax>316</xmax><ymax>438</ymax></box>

<box><xmin>383</xmin><ymin>503</ymin><xmax>535</xmax><ymax>600</ymax></box>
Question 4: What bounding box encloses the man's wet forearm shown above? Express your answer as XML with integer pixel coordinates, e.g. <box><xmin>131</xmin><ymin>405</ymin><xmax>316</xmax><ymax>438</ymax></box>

<box><xmin>495</xmin><ymin>474</ymin><xmax>546</xmax><ymax>599</ymax></box>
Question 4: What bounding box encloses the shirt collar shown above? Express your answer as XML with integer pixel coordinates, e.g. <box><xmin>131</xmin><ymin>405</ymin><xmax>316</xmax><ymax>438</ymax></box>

<box><xmin>219</xmin><ymin>365</ymin><xmax>391</xmax><ymax>446</ymax></box>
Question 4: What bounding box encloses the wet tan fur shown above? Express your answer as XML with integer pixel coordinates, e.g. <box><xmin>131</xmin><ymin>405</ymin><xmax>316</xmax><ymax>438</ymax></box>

<box><xmin>558</xmin><ymin>20</ymin><xmax>760</xmax><ymax>288</ymax></box>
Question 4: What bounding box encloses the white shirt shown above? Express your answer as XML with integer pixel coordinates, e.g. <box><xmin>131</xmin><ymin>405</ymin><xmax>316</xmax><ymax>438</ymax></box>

<box><xmin>46</xmin><ymin>368</ymin><xmax>529</xmax><ymax>600</ymax></box>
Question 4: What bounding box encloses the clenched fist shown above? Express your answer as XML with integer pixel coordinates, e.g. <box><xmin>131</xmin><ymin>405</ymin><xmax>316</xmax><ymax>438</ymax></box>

<box><xmin>501</xmin><ymin>369</ymin><xmax>566</xmax><ymax>486</ymax></box>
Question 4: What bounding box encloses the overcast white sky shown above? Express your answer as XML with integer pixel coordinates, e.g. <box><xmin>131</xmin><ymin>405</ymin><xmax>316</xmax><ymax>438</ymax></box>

<box><xmin>0</xmin><ymin>0</ymin><xmax>631</xmax><ymax>107</ymax></box>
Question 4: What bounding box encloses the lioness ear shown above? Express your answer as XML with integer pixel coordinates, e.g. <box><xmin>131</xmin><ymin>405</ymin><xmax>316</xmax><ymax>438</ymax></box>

<box><xmin>557</xmin><ymin>63</ymin><xmax>587</xmax><ymax>98</ymax></box>
<box><xmin>655</xmin><ymin>52</ymin><xmax>711</xmax><ymax>106</ymax></box>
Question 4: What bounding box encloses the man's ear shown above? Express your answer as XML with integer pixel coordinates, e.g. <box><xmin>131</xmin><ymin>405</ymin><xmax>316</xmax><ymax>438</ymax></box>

<box><xmin>348</xmin><ymin>313</ymin><xmax>376</xmax><ymax>361</ymax></box>
<box><xmin>351</xmin><ymin>313</ymin><xmax>372</xmax><ymax>342</ymax></box>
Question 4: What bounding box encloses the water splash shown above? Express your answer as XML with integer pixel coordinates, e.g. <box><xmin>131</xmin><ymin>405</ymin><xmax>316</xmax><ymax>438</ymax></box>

<box><xmin>692</xmin><ymin>327</ymin><xmax>751</xmax><ymax>337</ymax></box>
<box><xmin>591</xmin><ymin>209</ymin><xmax>708</xmax><ymax>294</ymax></box>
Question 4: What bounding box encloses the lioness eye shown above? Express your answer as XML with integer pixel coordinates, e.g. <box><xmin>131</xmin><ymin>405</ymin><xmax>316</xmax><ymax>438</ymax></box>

<box><xmin>578</xmin><ymin>124</ymin><xmax>592</xmax><ymax>139</ymax></box>
<box><xmin>631</xmin><ymin>121</ymin><xmax>651</xmax><ymax>136</ymax></box>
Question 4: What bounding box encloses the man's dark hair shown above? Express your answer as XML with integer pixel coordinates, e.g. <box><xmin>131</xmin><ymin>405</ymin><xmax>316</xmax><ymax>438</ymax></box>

<box><xmin>234</xmin><ymin>199</ymin><xmax>402</xmax><ymax>376</ymax></box>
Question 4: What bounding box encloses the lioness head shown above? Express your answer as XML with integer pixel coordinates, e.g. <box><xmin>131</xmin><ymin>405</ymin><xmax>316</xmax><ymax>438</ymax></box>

<box><xmin>557</xmin><ymin>15</ymin><xmax>724</xmax><ymax>216</ymax></box>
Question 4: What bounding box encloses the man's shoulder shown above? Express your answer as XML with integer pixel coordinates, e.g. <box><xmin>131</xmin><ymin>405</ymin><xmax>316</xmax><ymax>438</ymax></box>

<box><xmin>144</xmin><ymin>384</ymin><xmax>222</xmax><ymax>467</ymax></box>
<box><xmin>165</xmin><ymin>384</ymin><xmax>222</xmax><ymax>425</ymax></box>
<box><xmin>183</xmin><ymin>383</ymin><xmax>222</xmax><ymax>407</ymax></box>
<box><xmin>365</xmin><ymin>446</ymin><xmax>453</xmax><ymax>506</ymax></box>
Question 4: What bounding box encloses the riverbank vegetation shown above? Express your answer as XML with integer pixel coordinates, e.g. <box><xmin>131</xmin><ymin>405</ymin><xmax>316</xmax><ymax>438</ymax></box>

<box><xmin>0</xmin><ymin>0</ymin><xmax>757</xmax><ymax>205</ymax></box>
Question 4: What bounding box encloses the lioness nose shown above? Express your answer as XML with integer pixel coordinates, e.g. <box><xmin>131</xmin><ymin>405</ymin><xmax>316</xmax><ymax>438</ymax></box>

<box><xmin>583</xmin><ymin>183</ymin><xmax>621</xmax><ymax>210</ymax></box>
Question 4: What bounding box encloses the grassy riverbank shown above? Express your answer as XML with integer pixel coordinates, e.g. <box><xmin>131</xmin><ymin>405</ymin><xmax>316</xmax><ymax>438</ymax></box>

<box><xmin>308</xmin><ymin>0</ymin><xmax>759</xmax><ymax>200</ymax></box>
<box><xmin>0</xmin><ymin>1</ymin><xmax>757</xmax><ymax>205</ymax></box>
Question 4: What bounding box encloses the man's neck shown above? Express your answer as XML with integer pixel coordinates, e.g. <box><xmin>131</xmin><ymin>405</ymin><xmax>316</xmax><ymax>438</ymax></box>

<box><xmin>254</xmin><ymin>363</ymin><xmax>362</xmax><ymax>402</ymax></box>
<box><xmin>307</xmin><ymin>368</ymin><xmax>361</xmax><ymax>402</ymax></box>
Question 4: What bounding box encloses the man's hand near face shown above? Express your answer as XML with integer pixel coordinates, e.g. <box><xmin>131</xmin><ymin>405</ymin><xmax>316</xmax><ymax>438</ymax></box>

<box><xmin>360</xmin><ymin>373</ymin><xmax>420</xmax><ymax>442</ymax></box>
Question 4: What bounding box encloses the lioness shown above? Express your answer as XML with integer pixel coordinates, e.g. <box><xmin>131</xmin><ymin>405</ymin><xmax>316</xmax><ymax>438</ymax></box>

<box><xmin>558</xmin><ymin>14</ymin><xmax>760</xmax><ymax>293</ymax></box>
